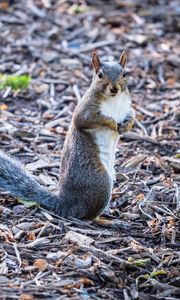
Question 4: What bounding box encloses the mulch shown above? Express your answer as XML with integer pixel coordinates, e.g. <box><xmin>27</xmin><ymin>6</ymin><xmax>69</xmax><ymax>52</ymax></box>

<box><xmin>0</xmin><ymin>0</ymin><xmax>179</xmax><ymax>299</ymax></box>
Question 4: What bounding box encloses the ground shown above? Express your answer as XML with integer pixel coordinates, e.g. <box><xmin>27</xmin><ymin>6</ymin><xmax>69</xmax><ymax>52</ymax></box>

<box><xmin>0</xmin><ymin>1</ymin><xmax>179</xmax><ymax>299</ymax></box>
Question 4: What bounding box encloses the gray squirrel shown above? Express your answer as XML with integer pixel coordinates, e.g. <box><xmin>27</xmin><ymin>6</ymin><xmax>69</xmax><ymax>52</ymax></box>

<box><xmin>0</xmin><ymin>51</ymin><xmax>134</xmax><ymax>221</ymax></box>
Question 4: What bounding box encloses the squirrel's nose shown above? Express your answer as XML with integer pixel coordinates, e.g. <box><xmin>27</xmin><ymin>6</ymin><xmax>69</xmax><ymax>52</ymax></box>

<box><xmin>110</xmin><ymin>87</ymin><xmax>118</xmax><ymax>94</ymax></box>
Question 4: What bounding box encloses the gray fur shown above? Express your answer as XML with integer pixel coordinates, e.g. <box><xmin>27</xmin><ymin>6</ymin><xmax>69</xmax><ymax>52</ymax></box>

<box><xmin>57</xmin><ymin>127</ymin><xmax>111</xmax><ymax>219</ymax></box>
<box><xmin>101</xmin><ymin>62</ymin><xmax>123</xmax><ymax>84</ymax></box>
<box><xmin>0</xmin><ymin>151</ymin><xmax>59</xmax><ymax>212</ymax></box>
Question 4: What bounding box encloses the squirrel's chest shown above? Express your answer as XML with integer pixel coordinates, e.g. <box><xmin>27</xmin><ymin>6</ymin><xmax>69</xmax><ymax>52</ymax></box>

<box><xmin>94</xmin><ymin>130</ymin><xmax>119</xmax><ymax>181</ymax></box>
<box><xmin>95</xmin><ymin>91</ymin><xmax>131</xmax><ymax>180</ymax></box>
<box><xmin>100</xmin><ymin>90</ymin><xmax>131</xmax><ymax>124</ymax></box>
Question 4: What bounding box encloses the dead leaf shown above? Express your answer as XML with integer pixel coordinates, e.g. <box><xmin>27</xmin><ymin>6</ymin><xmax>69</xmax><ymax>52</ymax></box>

<box><xmin>19</xmin><ymin>294</ymin><xmax>34</xmax><ymax>300</ymax></box>
<box><xmin>79</xmin><ymin>277</ymin><xmax>94</xmax><ymax>287</ymax></box>
<box><xmin>27</xmin><ymin>232</ymin><xmax>36</xmax><ymax>241</ymax></box>
<box><xmin>65</xmin><ymin>231</ymin><xmax>94</xmax><ymax>246</ymax></box>
<box><xmin>33</xmin><ymin>259</ymin><xmax>48</xmax><ymax>272</ymax></box>
<box><xmin>0</xmin><ymin>104</ymin><xmax>8</xmax><ymax>110</ymax></box>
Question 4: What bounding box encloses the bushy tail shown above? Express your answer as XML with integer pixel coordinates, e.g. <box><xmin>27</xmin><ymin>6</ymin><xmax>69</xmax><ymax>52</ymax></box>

<box><xmin>0</xmin><ymin>151</ymin><xmax>59</xmax><ymax>212</ymax></box>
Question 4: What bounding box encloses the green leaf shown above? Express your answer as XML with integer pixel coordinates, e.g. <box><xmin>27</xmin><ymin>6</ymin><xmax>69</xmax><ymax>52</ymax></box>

<box><xmin>132</xmin><ymin>258</ymin><xmax>151</xmax><ymax>267</ymax></box>
<box><xmin>150</xmin><ymin>270</ymin><xmax>167</xmax><ymax>277</ymax></box>
<box><xmin>0</xmin><ymin>74</ymin><xmax>31</xmax><ymax>90</ymax></box>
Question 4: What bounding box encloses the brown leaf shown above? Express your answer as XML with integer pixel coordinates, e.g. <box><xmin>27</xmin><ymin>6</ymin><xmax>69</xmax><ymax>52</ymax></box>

<box><xmin>0</xmin><ymin>2</ymin><xmax>9</xmax><ymax>9</ymax></box>
<box><xmin>79</xmin><ymin>277</ymin><xmax>94</xmax><ymax>287</ymax></box>
<box><xmin>27</xmin><ymin>232</ymin><xmax>36</xmax><ymax>241</ymax></box>
<box><xmin>33</xmin><ymin>259</ymin><xmax>48</xmax><ymax>272</ymax></box>
<box><xmin>19</xmin><ymin>294</ymin><xmax>34</xmax><ymax>300</ymax></box>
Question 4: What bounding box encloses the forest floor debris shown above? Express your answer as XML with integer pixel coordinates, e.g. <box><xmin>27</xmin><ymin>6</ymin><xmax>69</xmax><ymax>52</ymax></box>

<box><xmin>0</xmin><ymin>1</ymin><xmax>179</xmax><ymax>299</ymax></box>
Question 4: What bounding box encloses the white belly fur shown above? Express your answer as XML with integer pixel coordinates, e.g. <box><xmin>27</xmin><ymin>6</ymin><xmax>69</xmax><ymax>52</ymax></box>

<box><xmin>95</xmin><ymin>89</ymin><xmax>132</xmax><ymax>181</ymax></box>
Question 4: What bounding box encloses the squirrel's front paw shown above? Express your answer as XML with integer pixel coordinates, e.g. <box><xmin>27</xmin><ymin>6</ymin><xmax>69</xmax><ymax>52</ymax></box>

<box><xmin>118</xmin><ymin>117</ymin><xmax>134</xmax><ymax>134</ymax></box>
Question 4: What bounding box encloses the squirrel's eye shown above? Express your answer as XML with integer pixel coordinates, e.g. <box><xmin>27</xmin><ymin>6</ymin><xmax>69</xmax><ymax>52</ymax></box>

<box><xmin>123</xmin><ymin>72</ymin><xmax>127</xmax><ymax>78</ymax></box>
<box><xmin>98</xmin><ymin>72</ymin><xmax>103</xmax><ymax>79</ymax></box>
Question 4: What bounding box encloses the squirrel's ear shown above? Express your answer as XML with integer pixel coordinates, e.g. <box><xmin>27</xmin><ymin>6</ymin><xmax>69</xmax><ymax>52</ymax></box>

<box><xmin>92</xmin><ymin>52</ymin><xmax>101</xmax><ymax>73</ymax></box>
<box><xmin>119</xmin><ymin>51</ymin><xmax>127</xmax><ymax>68</ymax></box>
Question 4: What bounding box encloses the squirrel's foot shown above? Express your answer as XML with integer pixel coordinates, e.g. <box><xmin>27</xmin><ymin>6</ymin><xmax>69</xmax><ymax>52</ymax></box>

<box><xmin>118</xmin><ymin>117</ymin><xmax>134</xmax><ymax>134</ymax></box>
<box><xmin>118</xmin><ymin>109</ymin><xmax>135</xmax><ymax>134</ymax></box>
<box><xmin>94</xmin><ymin>217</ymin><xmax>131</xmax><ymax>231</ymax></box>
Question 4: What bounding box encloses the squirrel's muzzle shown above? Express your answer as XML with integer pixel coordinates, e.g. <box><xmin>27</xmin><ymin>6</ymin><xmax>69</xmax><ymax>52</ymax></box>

<box><xmin>110</xmin><ymin>87</ymin><xmax>118</xmax><ymax>95</ymax></box>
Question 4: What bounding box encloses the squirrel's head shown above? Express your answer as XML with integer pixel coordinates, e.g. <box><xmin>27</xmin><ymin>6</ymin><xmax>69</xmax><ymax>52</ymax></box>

<box><xmin>91</xmin><ymin>51</ymin><xmax>127</xmax><ymax>97</ymax></box>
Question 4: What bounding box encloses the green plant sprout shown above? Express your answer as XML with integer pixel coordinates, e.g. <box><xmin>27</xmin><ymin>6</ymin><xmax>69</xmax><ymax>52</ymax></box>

<box><xmin>0</xmin><ymin>74</ymin><xmax>31</xmax><ymax>91</ymax></box>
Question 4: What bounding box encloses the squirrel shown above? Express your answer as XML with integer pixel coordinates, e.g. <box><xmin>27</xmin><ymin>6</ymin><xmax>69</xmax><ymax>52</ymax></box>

<box><xmin>0</xmin><ymin>51</ymin><xmax>134</xmax><ymax>222</ymax></box>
